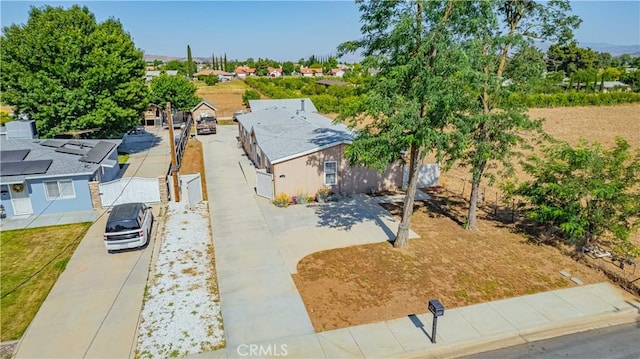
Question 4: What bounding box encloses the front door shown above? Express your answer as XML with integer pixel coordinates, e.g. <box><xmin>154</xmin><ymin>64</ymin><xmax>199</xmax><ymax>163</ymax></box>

<box><xmin>11</xmin><ymin>183</ymin><xmax>33</xmax><ymax>215</ymax></box>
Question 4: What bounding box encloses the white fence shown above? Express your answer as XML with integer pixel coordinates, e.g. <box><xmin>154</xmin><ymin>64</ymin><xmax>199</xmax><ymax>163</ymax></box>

<box><xmin>403</xmin><ymin>164</ymin><xmax>440</xmax><ymax>189</ymax></box>
<box><xmin>255</xmin><ymin>169</ymin><xmax>274</xmax><ymax>200</ymax></box>
<box><xmin>181</xmin><ymin>173</ymin><xmax>203</xmax><ymax>209</ymax></box>
<box><xmin>99</xmin><ymin>177</ymin><xmax>161</xmax><ymax>207</ymax></box>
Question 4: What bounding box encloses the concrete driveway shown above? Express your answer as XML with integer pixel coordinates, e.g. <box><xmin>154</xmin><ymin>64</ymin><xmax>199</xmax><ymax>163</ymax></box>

<box><xmin>120</xmin><ymin>125</ymin><xmax>171</xmax><ymax>178</ymax></box>
<box><xmin>201</xmin><ymin>125</ymin><xmax>417</xmax><ymax>350</ymax></box>
<box><xmin>14</xmin><ymin>206</ymin><xmax>162</xmax><ymax>358</ymax></box>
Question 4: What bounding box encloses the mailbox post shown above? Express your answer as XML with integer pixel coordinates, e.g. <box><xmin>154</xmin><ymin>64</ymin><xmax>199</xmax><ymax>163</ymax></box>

<box><xmin>428</xmin><ymin>299</ymin><xmax>445</xmax><ymax>343</ymax></box>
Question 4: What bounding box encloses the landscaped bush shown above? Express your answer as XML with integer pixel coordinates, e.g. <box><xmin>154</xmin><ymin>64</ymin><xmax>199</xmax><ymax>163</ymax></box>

<box><xmin>292</xmin><ymin>190</ymin><xmax>313</xmax><ymax>204</ymax></box>
<box><xmin>273</xmin><ymin>192</ymin><xmax>291</xmax><ymax>207</ymax></box>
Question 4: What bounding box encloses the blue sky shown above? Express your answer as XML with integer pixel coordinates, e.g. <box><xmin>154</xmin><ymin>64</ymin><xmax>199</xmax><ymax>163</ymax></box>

<box><xmin>1</xmin><ymin>1</ymin><xmax>639</xmax><ymax>62</ymax></box>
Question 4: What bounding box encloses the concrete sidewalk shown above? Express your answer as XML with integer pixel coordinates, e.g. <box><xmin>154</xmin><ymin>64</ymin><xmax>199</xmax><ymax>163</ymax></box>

<box><xmin>191</xmin><ymin>282</ymin><xmax>638</xmax><ymax>358</ymax></box>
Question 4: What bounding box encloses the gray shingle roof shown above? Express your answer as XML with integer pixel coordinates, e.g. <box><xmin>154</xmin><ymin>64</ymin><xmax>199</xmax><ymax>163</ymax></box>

<box><xmin>249</xmin><ymin>98</ymin><xmax>318</xmax><ymax>113</ymax></box>
<box><xmin>0</xmin><ymin>138</ymin><xmax>121</xmax><ymax>184</ymax></box>
<box><xmin>237</xmin><ymin>102</ymin><xmax>353</xmax><ymax>164</ymax></box>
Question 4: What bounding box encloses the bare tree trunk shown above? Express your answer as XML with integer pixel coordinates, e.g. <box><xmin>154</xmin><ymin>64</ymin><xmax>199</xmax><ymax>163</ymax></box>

<box><xmin>466</xmin><ymin>179</ymin><xmax>481</xmax><ymax>230</ymax></box>
<box><xmin>394</xmin><ymin>144</ymin><xmax>422</xmax><ymax>248</ymax></box>
<box><xmin>466</xmin><ymin>159</ymin><xmax>486</xmax><ymax>230</ymax></box>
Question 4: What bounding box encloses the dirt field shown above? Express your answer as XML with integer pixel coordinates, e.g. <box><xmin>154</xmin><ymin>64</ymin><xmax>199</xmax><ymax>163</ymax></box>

<box><xmin>292</xmin><ymin>104</ymin><xmax>639</xmax><ymax>332</ymax></box>
<box><xmin>440</xmin><ymin>104</ymin><xmax>640</xmax><ymax>200</ymax></box>
<box><xmin>196</xmin><ymin>80</ymin><xmax>251</xmax><ymax>118</ymax></box>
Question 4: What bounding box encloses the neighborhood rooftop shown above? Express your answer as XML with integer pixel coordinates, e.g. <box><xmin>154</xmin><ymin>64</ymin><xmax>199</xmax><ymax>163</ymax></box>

<box><xmin>0</xmin><ymin>138</ymin><xmax>121</xmax><ymax>184</ymax></box>
<box><xmin>248</xmin><ymin>98</ymin><xmax>318</xmax><ymax>113</ymax></box>
<box><xmin>237</xmin><ymin>104</ymin><xmax>353</xmax><ymax>164</ymax></box>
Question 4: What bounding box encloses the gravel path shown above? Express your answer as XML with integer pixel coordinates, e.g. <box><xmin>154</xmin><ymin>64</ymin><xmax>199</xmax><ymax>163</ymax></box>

<box><xmin>136</xmin><ymin>201</ymin><xmax>224</xmax><ymax>358</ymax></box>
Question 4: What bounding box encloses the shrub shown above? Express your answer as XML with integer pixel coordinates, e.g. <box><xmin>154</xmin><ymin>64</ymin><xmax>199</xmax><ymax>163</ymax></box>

<box><xmin>273</xmin><ymin>192</ymin><xmax>291</xmax><ymax>207</ymax></box>
<box><xmin>293</xmin><ymin>190</ymin><xmax>311</xmax><ymax>204</ymax></box>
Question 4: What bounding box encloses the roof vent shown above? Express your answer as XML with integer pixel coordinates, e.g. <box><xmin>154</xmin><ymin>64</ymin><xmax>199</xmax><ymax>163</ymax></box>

<box><xmin>300</xmin><ymin>99</ymin><xmax>305</xmax><ymax>112</ymax></box>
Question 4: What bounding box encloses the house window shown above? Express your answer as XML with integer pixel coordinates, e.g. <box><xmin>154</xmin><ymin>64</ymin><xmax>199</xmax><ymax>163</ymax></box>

<box><xmin>44</xmin><ymin>180</ymin><xmax>75</xmax><ymax>200</ymax></box>
<box><xmin>324</xmin><ymin>161</ymin><xmax>337</xmax><ymax>186</ymax></box>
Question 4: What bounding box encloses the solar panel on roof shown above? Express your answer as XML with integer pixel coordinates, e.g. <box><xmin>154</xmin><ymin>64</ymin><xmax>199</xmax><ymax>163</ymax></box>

<box><xmin>0</xmin><ymin>162</ymin><xmax>24</xmax><ymax>176</ymax></box>
<box><xmin>22</xmin><ymin>160</ymin><xmax>52</xmax><ymax>175</ymax></box>
<box><xmin>39</xmin><ymin>139</ymin><xmax>65</xmax><ymax>148</ymax></box>
<box><xmin>0</xmin><ymin>160</ymin><xmax>52</xmax><ymax>176</ymax></box>
<box><xmin>1</xmin><ymin>149</ymin><xmax>30</xmax><ymax>162</ymax></box>
<box><xmin>55</xmin><ymin>147</ymin><xmax>88</xmax><ymax>155</ymax></box>
<box><xmin>80</xmin><ymin>141</ymin><xmax>115</xmax><ymax>163</ymax></box>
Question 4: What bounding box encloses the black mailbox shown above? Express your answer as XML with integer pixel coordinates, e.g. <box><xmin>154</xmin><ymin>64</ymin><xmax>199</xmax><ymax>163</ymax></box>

<box><xmin>428</xmin><ymin>299</ymin><xmax>444</xmax><ymax>317</ymax></box>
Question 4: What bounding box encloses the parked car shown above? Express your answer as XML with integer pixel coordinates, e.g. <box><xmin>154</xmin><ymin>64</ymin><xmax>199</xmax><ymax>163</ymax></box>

<box><xmin>103</xmin><ymin>202</ymin><xmax>153</xmax><ymax>253</ymax></box>
<box><xmin>196</xmin><ymin>115</ymin><xmax>217</xmax><ymax>135</ymax></box>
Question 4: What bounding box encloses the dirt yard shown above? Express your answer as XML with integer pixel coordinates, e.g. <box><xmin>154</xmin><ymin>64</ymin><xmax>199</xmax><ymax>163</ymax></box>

<box><xmin>195</xmin><ymin>80</ymin><xmax>251</xmax><ymax>118</ymax></box>
<box><xmin>292</xmin><ymin>104</ymin><xmax>639</xmax><ymax>332</ymax></box>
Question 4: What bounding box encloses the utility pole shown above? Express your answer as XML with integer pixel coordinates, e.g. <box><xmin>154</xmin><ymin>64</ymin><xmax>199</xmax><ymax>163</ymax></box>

<box><xmin>167</xmin><ymin>102</ymin><xmax>181</xmax><ymax>202</ymax></box>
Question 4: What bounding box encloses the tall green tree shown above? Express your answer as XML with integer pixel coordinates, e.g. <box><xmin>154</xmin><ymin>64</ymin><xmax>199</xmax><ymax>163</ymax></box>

<box><xmin>0</xmin><ymin>5</ymin><xmax>147</xmax><ymax>137</ymax></box>
<box><xmin>338</xmin><ymin>0</ymin><xmax>472</xmax><ymax>248</ymax></box>
<box><xmin>282</xmin><ymin>61</ymin><xmax>295</xmax><ymax>75</ymax></box>
<box><xmin>458</xmin><ymin>0</ymin><xmax>580</xmax><ymax>230</ymax></box>
<box><xmin>546</xmin><ymin>41</ymin><xmax>595</xmax><ymax>75</ymax></box>
<box><xmin>512</xmin><ymin>138</ymin><xmax>640</xmax><ymax>256</ymax></box>
<box><xmin>224</xmin><ymin>53</ymin><xmax>228</xmax><ymax>72</ymax></box>
<box><xmin>148</xmin><ymin>75</ymin><xmax>200</xmax><ymax>111</ymax></box>
<box><xmin>187</xmin><ymin>45</ymin><xmax>194</xmax><ymax>77</ymax></box>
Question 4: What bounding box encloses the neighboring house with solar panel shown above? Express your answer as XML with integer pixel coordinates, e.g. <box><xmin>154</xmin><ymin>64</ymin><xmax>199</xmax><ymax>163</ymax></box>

<box><xmin>236</xmin><ymin>98</ymin><xmax>403</xmax><ymax>199</ymax></box>
<box><xmin>0</xmin><ymin>128</ymin><xmax>121</xmax><ymax>218</ymax></box>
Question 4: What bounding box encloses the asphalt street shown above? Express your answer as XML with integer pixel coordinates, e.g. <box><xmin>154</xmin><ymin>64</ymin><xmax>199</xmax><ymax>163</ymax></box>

<box><xmin>463</xmin><ymin>322</ymin><xmax>640</xmax><ymax>359</ymax></box>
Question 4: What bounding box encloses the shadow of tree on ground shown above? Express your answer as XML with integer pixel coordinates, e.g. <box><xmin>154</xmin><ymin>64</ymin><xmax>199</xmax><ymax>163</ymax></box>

<box><xmin>311</xmin><ymin>196</ymin><xmax>397</xmax><ymax>241</ymax></box>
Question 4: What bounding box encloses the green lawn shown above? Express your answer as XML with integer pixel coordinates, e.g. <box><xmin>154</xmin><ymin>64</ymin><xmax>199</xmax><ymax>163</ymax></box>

<box><xmin>0</xmin><ymin>222</ymin><xmax>91</xmax><ymax>341</ymax></box>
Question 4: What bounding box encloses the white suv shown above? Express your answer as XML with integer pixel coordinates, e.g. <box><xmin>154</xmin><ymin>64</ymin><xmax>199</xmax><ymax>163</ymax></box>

<box><xmin>103</xmin><ymin>202</ymin><xmax>153</xmax><ymax>253</ymax></box>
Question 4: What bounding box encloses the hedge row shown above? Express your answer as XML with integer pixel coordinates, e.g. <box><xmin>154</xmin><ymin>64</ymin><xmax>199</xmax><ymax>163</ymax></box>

<box><xmin>502</xmin><ymin>92</ymin><xmax>640</xmax><ymax>108</ymax></box>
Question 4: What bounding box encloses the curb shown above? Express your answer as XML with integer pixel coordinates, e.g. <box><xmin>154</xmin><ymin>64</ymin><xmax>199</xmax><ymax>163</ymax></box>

<box><xmin>404</xmin><ymin>309</ymin><xmax>639</xmax><ymax>359</ymax></box>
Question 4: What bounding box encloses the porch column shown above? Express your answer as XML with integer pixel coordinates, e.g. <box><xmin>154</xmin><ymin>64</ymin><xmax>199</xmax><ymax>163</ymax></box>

<box><xmin>88</xmin><ymin>181</ymin><xmax>102</xmax><ymax>210</ymax></box>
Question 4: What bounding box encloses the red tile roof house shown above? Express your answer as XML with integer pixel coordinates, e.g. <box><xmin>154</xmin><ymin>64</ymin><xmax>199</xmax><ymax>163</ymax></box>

<box><xmin>236</xmin><ymin>98</ymin><xmax>403</xmax><ymax>199</ymax></box>
<box><xmin>328</xmin><ymin>68</ymin><xmax>345</xmax><ymax>77</ymax></box>
<box><xmin>300</xmin><ymin>67</ymin><xmax>324</xmax><ymax>77</ymax></box>
<box><xmin>268</xmin><ymin>67</ymin><xmax>283</xmax><ymax>77</ymax></box>
<box><xmin>234</xmin><ymin>66</ymin><xmax>256</xmax><ymax>78</ymax></box>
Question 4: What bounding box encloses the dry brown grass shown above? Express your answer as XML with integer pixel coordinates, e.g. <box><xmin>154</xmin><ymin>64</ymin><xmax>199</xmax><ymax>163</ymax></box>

<box><xmin>293</xmin><ymin>193</ymin><xmax>610</xmax><ymax>332</ymax></box>
<box><xmin>180</xmin><ymin>138</ymin><xmax>208</xmax><ymax>201</ymax></box>
<box><xmin>196</xmin><ymin>80</ymin><xmax>251</xmax><ymax>118</ymax></box>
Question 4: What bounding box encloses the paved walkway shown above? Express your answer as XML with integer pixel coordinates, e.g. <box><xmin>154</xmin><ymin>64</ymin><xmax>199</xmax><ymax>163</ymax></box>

<box><xmin>197</xmin><ymin>126</ymin><xmax>639</xmax><ymax>358</ymax></box>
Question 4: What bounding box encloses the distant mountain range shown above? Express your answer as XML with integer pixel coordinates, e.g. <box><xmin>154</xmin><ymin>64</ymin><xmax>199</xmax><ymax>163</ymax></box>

<box><xmin>143</xmin><ymin>42</ymin><xmax>640</xmax><ymax>64</ymax></box>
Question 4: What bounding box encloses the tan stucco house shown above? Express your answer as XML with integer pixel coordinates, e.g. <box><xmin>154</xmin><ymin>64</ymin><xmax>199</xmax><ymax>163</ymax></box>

<box><xmin>237</xmin><ymin>99</ymin><xmax>402</xmax><ymax>199</ymax></box>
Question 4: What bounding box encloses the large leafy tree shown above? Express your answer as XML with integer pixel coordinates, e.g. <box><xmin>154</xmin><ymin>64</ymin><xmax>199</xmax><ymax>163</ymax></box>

<box><xmin>458</xmin><ymin>0</ymin><xmax>581</xmax><ymax>230</ymax></box>
<box><xmin>0</xmin><ymin>5</ymin><xmax>147</xmax><ymax>137</ymax></box>
<box><xmin>545</xmin><ymin>41</ymin><xmax>595</xmax><ymax>75</ymax></box>
<box><xmin>512</xmin><ymin>138</ymin><xmax>640</xmax><ymax>256</ymax></box>
<box><xmin>148</xmin><ymin>75</ymin><xmax>200</xmax><ymax>111</ymax></box>
<box><xmin>338</xmin><ymin>0</ymin><xmax>473</xmax><ymax>248</ymax></box>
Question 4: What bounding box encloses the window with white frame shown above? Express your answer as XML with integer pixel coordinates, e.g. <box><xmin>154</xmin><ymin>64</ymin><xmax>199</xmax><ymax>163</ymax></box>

<box><xmin>44</xmin><ymin>180</ymin><xmax>75</xmax><ymax>200</ymax></box>
<box><xmin>324</xmin><ymin>161</ymin><xmax>337</xmax><ymax>186</ymax></box>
